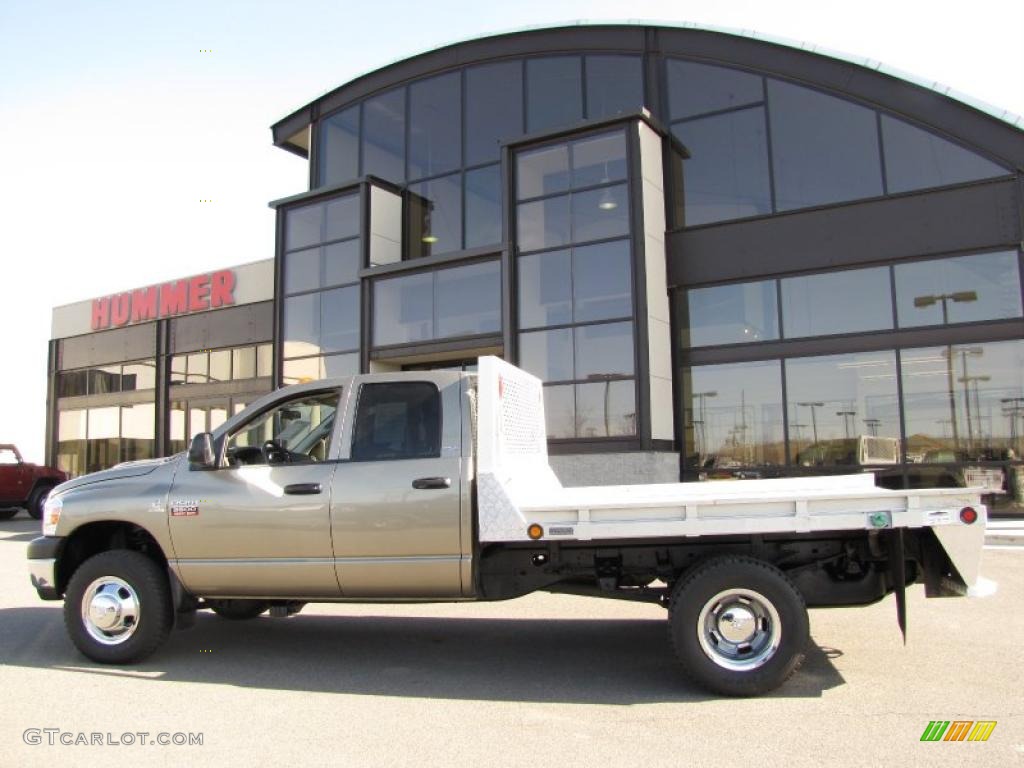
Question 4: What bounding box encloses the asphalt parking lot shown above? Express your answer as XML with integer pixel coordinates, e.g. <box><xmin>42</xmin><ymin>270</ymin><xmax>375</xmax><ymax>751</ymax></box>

<box><xmin>0</xmin><ymin>515</ymin><xmax>1020</xmax><ymax>767</ymax></box>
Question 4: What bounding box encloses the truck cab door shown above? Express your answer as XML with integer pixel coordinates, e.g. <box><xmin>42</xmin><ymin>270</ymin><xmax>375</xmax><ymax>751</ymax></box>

<box><xmin>166</xmin><ymin>387</ymin><xmax>344</xmax><ymax>598</ymax></box>
<box><xmin>330</xmin><ymin>378</ymin><xmax>467</xmax><ymax>598</ymax></box>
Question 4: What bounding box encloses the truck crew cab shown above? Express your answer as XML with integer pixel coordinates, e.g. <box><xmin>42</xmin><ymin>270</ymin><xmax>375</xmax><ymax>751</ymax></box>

<box><xmin>27</xmin><ymin>358</ymin><xmax>986</xmax><ymax>696</ymax></box>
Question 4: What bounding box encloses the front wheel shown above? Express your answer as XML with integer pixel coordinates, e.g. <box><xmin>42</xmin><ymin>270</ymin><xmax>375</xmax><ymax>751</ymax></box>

<box><xmin>27</xmin><ymin>485</ymin><xmax>53</xmax><ymax>520</ymax></box>
<box><xmin>668</xmin><ymin>556</ymin><xmax>808</xmax><ymax>697</ymax></box>
<box><xmin>64</xmin><ymin>550</ymin><xmax>173</xmax><ymax>664</ymax></box>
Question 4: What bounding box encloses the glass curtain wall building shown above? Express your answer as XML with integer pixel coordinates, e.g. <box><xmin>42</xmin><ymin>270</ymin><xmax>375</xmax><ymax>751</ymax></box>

<box><xmin>268</xmin><ymin>24</ymin><xmax>1024</xmax><ymax>508</ymax></box>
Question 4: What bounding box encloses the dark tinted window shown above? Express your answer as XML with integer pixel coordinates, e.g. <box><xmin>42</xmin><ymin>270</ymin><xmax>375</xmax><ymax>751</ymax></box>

<box><xmin>526</xmin><ymin>57</ymin><xmax>582</xmax><ymax>133</ymax></box>
<box><xmin>352</xmin><ymin>382</ymin><xmax>441</xmax><ymax>461</ymax></box>
<box><xmin>571</xmin><ymin>131</ymin><xmax>627</xmax><ymax>188</ymax></box>
<box><xmin>895</xmin><ymin>250</ymin><xmax>1023</xmax><ymax>327</ymax></box>
<box><xmin>324</xmin><ymin>239</ymin><xmax>361</xmax><ymax>287</ymax></box>
<box><xmin>781</xmin><ymin>267</ymin><xmax>893</xmax><ymax>338</ymax></box>
<box><xmin>464</xmin><ymin>164</ymin><xmax>502</xmax><ymax>248</ymax></box>
<box><xmin>465</xmin><ymin>61</ymin><xmax>523</xmax><ymax>166</ymax></box>
<box><xmin>324</xmin><ymin>195</ymin><xmax>360</xmax><ymax>241</ymax></box>
<box><xmin>285</xmin><ymin>247</ymin><xmax>319</xmax><ymax>294</ymax></box>
<box><xmin>373</xmin><ymin>271</ymin><xmax>433</xmax><ymax>345</ymax></box>
<box><xmin>408</xmin><ymin>173</ymin><xmax>462</xmax><ymax>258</ymax></box>
<box><xmin>574</xmin><ymin>321</ymin><xmax>634</xmax><ymax>378</ymax></box>
<box><xmin>319</xmin><ymin>105</ymin><xmax>360</xmax><ymax>186</ymax></box>
<box><xmin>768</xmin><ymin>80</ymin><xmax>883</xmax><ymax>211</ymax></box>
<box><xmin>285</xmin><ymin>203</ymin><xmax>323</xmax><ymax>251</ymax></box>
<box><xmin>571</xmin><ymin>184</ymin><xmax>629</xmax><ymax>243</ymax></box>
<box><xmin>283</xmin><ymin>293</ymin><xmax>321</xmax><ymax>358</ymax></box>
<box><xmin>408</xmin><ymin>72</ymin><xmax>461</xmax><ymax>180</ymax></box>
<box><xmin>881</xmin><ymin>115</ymin><xmax>1008</xmax><ymax>194</ymax></box>
<box><xmin>576</xmin><ymin>379</ymin><xmax>636</xmax><ymax>437</ymax></box>
<box><xmin>673</xmin><ymin>107</ymin><xmax>772</xmax><ymax>225</ymax></box>
<box><xmin>434</xmin><ymin>260</ymin><xmax>501</xmax><ymax>338</ymax></box>
<box><xmin>572</xmin><ymin>240</ymin><xmax>632</xmax><ymax>322</ymax></box>
<box><xmin>585</xmin><ymin>55</ymin><xmax>643</xmax><ymax>119</ymax></box>
<box><xmin>518</xmin><ymin>249</ymin><xmax>571</xmax><ymax>329</ymax></box>
<box><xmin>517</xmin><ymin>195</ymin><xmax>570</xmax><ymax>252</ymax></box>
<box><xmin>362</xmin><ymin>88</ymin><xmax>405</xmax><ymax>182</ymax></box>
<box><xmin>666</xmin><ymin>60</ymin><xmax>763</xmax><ymax>120</ymax></box>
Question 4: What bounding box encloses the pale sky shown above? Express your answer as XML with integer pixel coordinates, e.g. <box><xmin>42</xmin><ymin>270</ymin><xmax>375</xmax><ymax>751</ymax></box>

<box><xmin>1</xmin><ymin>0</ymin><xmax>1021</xmax><ymax>463</ymax></box>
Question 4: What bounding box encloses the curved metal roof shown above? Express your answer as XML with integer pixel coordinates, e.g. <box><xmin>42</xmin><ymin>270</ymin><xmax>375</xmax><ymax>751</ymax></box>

<box><xmin>271</xmin><ymin>21</ymin><xmax>1024</xmax><ymax>169</ymax></box>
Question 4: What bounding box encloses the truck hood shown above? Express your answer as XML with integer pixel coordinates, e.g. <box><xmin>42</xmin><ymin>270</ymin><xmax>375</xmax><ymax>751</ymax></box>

<box><xmin>54</xmin><ymin>455</ymin><xmax>181</xmax><ymax>495</ymax></box>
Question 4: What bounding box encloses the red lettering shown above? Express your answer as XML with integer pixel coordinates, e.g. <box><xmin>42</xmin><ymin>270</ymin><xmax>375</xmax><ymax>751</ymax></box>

<box><xmin>160</xmin><ymin>280</ymin><xmax>188</xmax><ymax>316</ymax></box>
<box><xmin>91</xmin><ymin>298</ymin><xmax>110</xmax><ymax>330</ymax></box>
<box><xmin>210</xmin><ymin>270</ymin><xmax>236</xmax><ymax>308</ymax></box>
<box><xmin>188</xmin><ymin>274</ymin><xmax>210</xmax><ymax>312</ymax></box>
<box><xmin>111</xmin><ymin>294</ymin><xmax>131</xmax><ymax>327</ymax></box>
<box><xmin>130</xmin><ymin>286</ymin><xmax>158</xmax><ymax>323</ymax></box>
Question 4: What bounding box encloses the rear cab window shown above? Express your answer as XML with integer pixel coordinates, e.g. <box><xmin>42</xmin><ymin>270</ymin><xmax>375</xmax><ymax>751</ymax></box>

<box><xmin>351</xmin><ymin>382</ymin><xmax>441</xmax><ymax>461</ymax></box>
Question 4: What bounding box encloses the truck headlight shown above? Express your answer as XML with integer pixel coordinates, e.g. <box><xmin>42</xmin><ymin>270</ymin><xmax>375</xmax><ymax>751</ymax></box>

<box><xmin>42</xmin><ymin>495</ymin><xmax>62</xmax><ymax>536</ymax></box>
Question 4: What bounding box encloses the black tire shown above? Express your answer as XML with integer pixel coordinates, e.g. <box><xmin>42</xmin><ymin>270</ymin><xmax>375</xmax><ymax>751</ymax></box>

<box><xmin>0</xmin><ymin>508</ymin><xmax>18</xmax><ymax>520</ymax></box>
<box><xmin>208</xmin><ymin>599</ymin><xmax>269</xmax><ymax>620</ymax></box>
<box><xmin>668</xmin><ymin>556</ymin><xmax>808</xmax><ymax>697</ymax></box>
<box><xmin>27</xmin><ymin>484</ymin><xmax>53</xmax><ymax>521</ymax></box>
<box><xmin>64</xmin><ymin>550</ymin><xmax>173</xmax><ymax>664</ymax></box>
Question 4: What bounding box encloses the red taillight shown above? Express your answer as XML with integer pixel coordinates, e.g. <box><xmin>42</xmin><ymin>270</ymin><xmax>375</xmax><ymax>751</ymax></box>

<box><xmin>960</xmin><ymin>507</ymin><xmax>978</xmax><ymax>525</ymax></box>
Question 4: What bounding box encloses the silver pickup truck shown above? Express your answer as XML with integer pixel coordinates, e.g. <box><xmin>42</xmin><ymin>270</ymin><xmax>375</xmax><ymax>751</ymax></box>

<box><xmin>28</xmin><ymin>357</ymin><xmax>986</xmax><ymax>696</ymax></box>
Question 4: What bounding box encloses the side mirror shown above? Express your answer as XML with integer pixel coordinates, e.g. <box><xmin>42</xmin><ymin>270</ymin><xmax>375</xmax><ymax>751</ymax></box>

<box><xmin>188</xmin><ymin>433</ymin><xmax>216</xmax><ymax>470</ymax></box>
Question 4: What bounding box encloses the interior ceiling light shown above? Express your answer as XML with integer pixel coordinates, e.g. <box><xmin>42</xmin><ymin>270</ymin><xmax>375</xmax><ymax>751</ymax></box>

<box><xmin>597</xmin><ymin>189</ymin><xmax>618</xmax><ymax>211</ymax></box>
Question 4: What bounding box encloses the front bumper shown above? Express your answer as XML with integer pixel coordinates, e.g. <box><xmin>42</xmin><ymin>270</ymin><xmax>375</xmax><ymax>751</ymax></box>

<box><xmin>27</xmin><ymin>536</ymin><xmax>64</xmax><ymax>600</ymax></box>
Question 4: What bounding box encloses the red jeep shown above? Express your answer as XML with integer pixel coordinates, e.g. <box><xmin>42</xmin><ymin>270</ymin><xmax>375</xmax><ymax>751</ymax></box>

<box><xmin>0</xmin><ymin>444</ymin><xmax>67</xmax><ymax>520</ymax></box>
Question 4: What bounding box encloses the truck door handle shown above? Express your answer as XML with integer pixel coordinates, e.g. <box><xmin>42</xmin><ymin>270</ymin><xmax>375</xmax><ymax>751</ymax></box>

<box><xmin>284</xmin><ymin>483</ymin><xmax>322</xmax><ymax>495</ymax></box>
<box><xmin>412</xmin><ymin>477</ymin><xmax>451</xmax><ymax>490</ymax></box>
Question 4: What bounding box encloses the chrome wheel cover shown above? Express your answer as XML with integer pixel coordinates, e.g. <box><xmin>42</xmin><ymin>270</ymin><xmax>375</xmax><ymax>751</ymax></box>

<box><xmin>696</xmin><ymin>588</ymin><xmax>781</xmax><ymax>671</ymax></box>
<box><xmin>81</xmin><ymin>576</ymin><xmax>141</xmax><ymax>646</ymax></box>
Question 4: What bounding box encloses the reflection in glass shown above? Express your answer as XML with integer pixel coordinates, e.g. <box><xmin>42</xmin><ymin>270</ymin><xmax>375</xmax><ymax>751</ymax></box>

<box><xmin>89</xmin><ymin>365</ymin><xmax>121</xmax><ymax>395</ymax></box>
<box><xmin>285</xmin><ymin>247</ymin><xmax>320</xmax><ymax>295</ymax></box>
<box><xmin>572</xmin><ymin>240</ymin><xmax>632</xmax><ymax>322</ymax></box>
<box><xmin>434</xmin><ymin>261</ymin><xmax>501</xmax><ymax>338</ymax></box>
<box><xmin>666</xmin><ymin>59</ymin><xmax>764</xmax><ymax>120</ymax></box>
<box><xmin>121</xmin><ymin>361</ymin><xmax>156</xmax><ymax>391</ymax></box>
<box><xmin>518</xmin><ymin>328</ymin><xmax>573</xmax><ymax>382</ymax></box>
<box><xmin>209</xmin><ymin>349</ymin><xmax>231</xmax><ymax>382</ymax></box>
<box><xmin>283</xmin><ymin>293</ymin><xmax>321</xmax><ymax>358</ymax></box>
<box><xmin>465</xmin><ymin>61</ymin><xmax>523</xmax><ymax>166</ymax></box>
<box><xmin>543</xmin><ymin>385</ymin><xmax>575</xmax><ymax>439</ymax></box>
<box><xmin>895</xmin><ymin>251</ymin><xmax>1022</xmax><ymax>328</ymax></box>
<box><xmin>575</xmin><ymin>322</ymin><xmax>634</xmax><ymax>379</ymax></box>
<box><xmin>576</xmin><ymin>380</ymin><xmax>636</xmax><ymax>437</ymax></box>
<box><xmin>319</xmin><ymin>105</ymin><xmax>359</xmax><ymax>187</ymax></box>
<box><xmin>785</xmin><ymin>352</ymin><xmax>901</xmax><ymax>466</ymax></box>
<box><xmin>517</xmin><ymin>144</ymin><xmax>570</xmax><ymax>200</ymax></box>
<box><xmin>373</xmin><ymin>271</ymin><xmax>432</xmax><ymax>346</ymax></box>
<box><xmin>571</xmin><ymin>131</ymin><xmax>628</xmax><ymax>189</ymax></box>
<box><xmin>901</xmin><ymin>340</ymin><xmax>1024</xmax><ymax>464</ymax></box>
<box><xmin>517</xmin><ymin>196</ymin><xmax>570</xmax><ymax>253</ymax></box>
<box><xmin>768</xmin><ymin>79</ymin><xmax>883</xmax><ymax>211</ymax></box>
<box><xmin>324</xmin><ymin>239</ymin><xmax>361</xmax><ymax>287</ymax></box>
<box><xmin>86</xmin><ymin>406</ymin><xmax>120</xmax><ymax>473</ymax></box>
<box><xmin>324</xmin><ymin>194</ymin><xmax>360</xmax><ymax>242</ymax></box>
<box><xmin>682</xmin><ymin>360</ymin><xmax>784</xmax><ymax>472</ymax></box>
<box><xmin>121</xmin><ymin>403</ymin><xmax>155</xmax><ymax>462</ymax></box>
<box><xmin>881</xmin><ymin>115</ymin><xmax>1008</xmax><ymax>194</ymax></box>
<box><xmin>362</xmin><ymin>88</ymin><xmax>405</xmax><ymax>182</ymax></box>
<box><xmin>286</xmin><ymin>203</ymin><xmax>322</xmax><ymax>251</ymax></box>
<box><xmin>408</xmin><ymin>72</ymin><xmax>461</xmax><ymax>180</ymax></box>
<box><xmin>585</xmin><ymin>56</ymin><xmax>643</xmax><ymax>120</ymax></box>
<box><xmin>169</xmin><ymin>402</ymin><xmax>186</xmax><ymax>455</ymax></box>
<box><xmin>673</xmin><ymin>107</ymin><xmax>772</xmax><ymax>225</ymax></box>
<box><xmin>320</xmin><ymin>285</ymin><xmax>360</xmax><ymax>353</ymax></box>
<box><xmin>518</xmin><ymin>249</ymin><xmax>571</xmax><ymax>329</ymax></box>
<box><xmin>408</xmin><ymin>173</ymin><xmax>462</xmax><ymax>258</ymax></box>
<box><xmin>186</xmin><ymin>352</ymin><xmax>208</xmax><ymax>384</ymax></box>
<box><xmin>781</xmin><ymin>267</ymin><xmax>892</xmax><ymax>338</ymax></box>
<box><xmin>59</xmin><ymin>370</ymin><xmax>88</xmax><ymax>397</ymax></box>
<box><xmin>680</xmin><ymin>280</ymin><xmax>779</xmax><ymax>348</ymax></box>
<box><xmin>256</xmin><ymin>344</ymin><xmax>273</xmax><ymax>378</ymax></box>
<box><xmin>464</xmin><ymin>165</ymin><xmax>502</xmax><ymax>248</ymax></box>
<box><xmin>56</xmin><ymin>409</ymin><xmax>87</xmax><ymax>476</ymax></box>
<box><xmin>526</xmin><ymin>57</ymin><xmax>582</xmax><ymax>133</ymax></box>
<box><xmin>232</xmin><ymin>347</ymin><xmax>256</xmax><ymax>380</ymax></box>
<box><xmin>571</xmin><ymin>184</ymin><xmax>629</xmax><ymax>243</ymax></box>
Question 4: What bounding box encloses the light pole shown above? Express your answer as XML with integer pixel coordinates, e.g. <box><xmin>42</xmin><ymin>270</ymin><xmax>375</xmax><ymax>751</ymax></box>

<box><xmin>944</xmin><ymin>345</ymin><xmax>983</xmax><ymax>453</ymax></box>
<box><xmin>798</xmin><ymin>401</ymin><xmax>824</xmax><ymax>445</ymax></box>
<box><xmin>692</xmin><ymin>390</ymin><xmax>717</xmax><ymax>455</ymax></box>
<box><xmin>1002</xmin><ymin>397</ymin><xmax>1024</xmax><ymax>456</ymax></box>
<box><xmin>958</xmin><ymin>373</ymin><xmax>990</xmax><ymax>450</ymax></box>
<box><xmin>836</xmin><ymin>410</ymin><xmax>857</xmax><ymax>440</ymax></box>
<box><xmin>914</xmin><ymin>291</ymin><xmax>977</xmax><ymax>451</ymax></box>
<box><xmin>864</xmin><ymin>418</ymin><xmax>881</xmax><ymax>437</ymax></box>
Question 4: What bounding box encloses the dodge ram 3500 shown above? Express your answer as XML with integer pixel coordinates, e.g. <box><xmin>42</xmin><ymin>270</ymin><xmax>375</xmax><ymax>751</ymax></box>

<box><xmin>28</xmin><ymin>357</ymin><xmax>986</xmax><ymax>696</ymax></box>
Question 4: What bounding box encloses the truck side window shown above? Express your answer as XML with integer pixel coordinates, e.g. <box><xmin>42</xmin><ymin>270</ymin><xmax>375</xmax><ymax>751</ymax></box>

<box><xmin>351</xmin><ymin>382</ymin><xmax>441</xmax><ymax>461</ymax></box>
<box><xmin>224</xmin><ymin>390</ymin><xmax>341</xmax><ymax>466</ymax></box>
